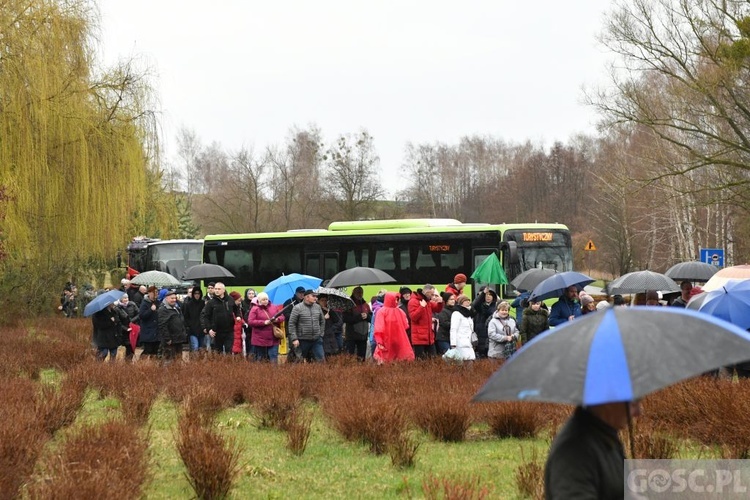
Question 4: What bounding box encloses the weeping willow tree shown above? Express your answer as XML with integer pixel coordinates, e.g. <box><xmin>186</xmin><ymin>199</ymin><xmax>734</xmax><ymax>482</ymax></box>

<box><xmin>0</xmin><ymin>0</ymin><xmax>177</xmax><ymax>312</ymax></box>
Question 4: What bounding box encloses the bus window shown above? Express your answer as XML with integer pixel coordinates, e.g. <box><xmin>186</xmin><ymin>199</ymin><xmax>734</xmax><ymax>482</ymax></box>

<box><xmin>344</xmin><ymin>246</ymin><xmax>369</xmax><ymax>268</ymax></box>
<box><xmin>373</xmin><ymin>244</ymin><xmax>397</xmax><ymax>271</ymax></box>
<box><xmin>305</xmin><ymin>254</ymin><xmax>321</xmax><ymax>277</ymax></box>
<box><xmin>257</xmin><ymin>245</ymin><xmax>302</xmax><ymax>284</ymax></box>
<box><xmin>222</xmin><ymin>248</ymin><xmax>253</xmax><ymax>284</ymax></box>
<box><xmin>323</xmin><ymin>253</ymin><xmax>338</xmax><ymax>279</ymax></box>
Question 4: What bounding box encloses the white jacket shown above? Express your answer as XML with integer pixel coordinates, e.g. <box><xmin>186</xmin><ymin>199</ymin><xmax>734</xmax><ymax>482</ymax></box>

<box><xmin>449</xmin><ymin>310</ymin><xmax>476</xmax><ymax>361</ymax></box>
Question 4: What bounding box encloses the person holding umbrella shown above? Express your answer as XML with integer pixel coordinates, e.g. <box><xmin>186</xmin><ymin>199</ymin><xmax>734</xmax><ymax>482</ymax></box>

<box><xmin>343</xmin><ymin>286</ymin><xmax>372</xmax><ymax>361</ymax></box>
<box><xmin>200</xmin><ymin>282</ymin><xmax>236</xmax><ymax>354</ymax></box>
<box><xmin>158</xmin><ymin>290</ymin><xmax>187</xmax><ymax>364</ymax></box>
<box><xmin>288</xmin><ymin>290</ymin><xmax>326</xmax><ymax>362</ymax></box>
<box><xmin>670</xmin><ymin>280</ymin><xmax>693</xmax><ymax>308</ymax></box>
<box><xmin>138</xmin><ymin>286</ymin><xmax>161</xmax><ymax>361</ymax></box>
<box><xmin>247</xmin><ymin>292</ymin><xmax>284</xmax><ymax>363</ymax></box>
<box><xmin>548</xmin><ymin>286</ymin><xmax>582</xmax><ymax>326</ymax></box>
<box><xmin>92</xmin><ymin>301</ymin><xmax>129</xmax><ymax>362</ymax></box>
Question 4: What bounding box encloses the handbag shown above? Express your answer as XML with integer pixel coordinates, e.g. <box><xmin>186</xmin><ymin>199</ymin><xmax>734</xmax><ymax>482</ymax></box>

<box><xmin>263</xmin><ymin>309</ymin><xmax>285</xmax><ymax>339</ymax></box>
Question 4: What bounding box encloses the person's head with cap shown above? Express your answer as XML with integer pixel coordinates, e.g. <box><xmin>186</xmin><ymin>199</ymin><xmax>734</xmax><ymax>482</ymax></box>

<box><xmin>580</xmin><ymin>293</ymin><xmax>596</xmax><ymax>312</ymax></box>
<box><xmin>207</xmin><ymin>282</ymin><xmax>216</xmax><ymax>297</ymax></box>
<box><xmin>295</xmin><ymin>286</ymin><xmax>306</xmax><ymax>300</ymax></box>
<box><xmin>229</xmin><ymin>291</ymin><xmax>242</xmax><ymax>304</ymax></box>
<box><xmin>399</xmin><ymin>286</ymin><xmax>412</xmax><ymax>301</ymax></box>
<box><xmin>596</xmin><ymin>300</ymin><xmax>610</xmax><ymax>311</ymax></box>
<box><xmin>453</xmin><ymin>273</ymin><xmax>467</xmax><ymax>290</ymax></box>
<box><xmin>158</xmin><ymin>288</ymin><xmax>169</xmax><ymax>302</ymax></box>
<box><xmin>163</xmin><ymin>289</ymin><xmax>178</xmax><ymax>306</ymax></box>
<box><xmin>303</xmin><ymin>289</ymin><xmax>318</xmax><ymax>304</ymax></box>
<box><xmin>441</xmin><ymin>291</ymin><xmax>456</xmax><ymax>307</ymax></box>
<box><xmin>613</xmin><ymin>294</ymin><xmax>626</xmax><ymax>307</ymax></box>
<box><xmin>121</xmin><ymin>278</ymin><xmax>130</xmax><ymax>287</ymax></box>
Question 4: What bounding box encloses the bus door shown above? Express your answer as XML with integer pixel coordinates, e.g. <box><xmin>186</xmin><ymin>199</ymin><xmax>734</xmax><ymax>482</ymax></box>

<box><xmin>305</xmin><ymin>252</ymin><xmax>338</xmax><ymax>281</ymax></box>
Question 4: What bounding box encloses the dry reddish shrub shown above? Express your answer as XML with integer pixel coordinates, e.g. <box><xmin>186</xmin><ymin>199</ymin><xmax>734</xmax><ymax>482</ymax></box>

<box><xmin>422</xmin><ymin>472</ymin><xmax>492</xmax><ymax>500</ymax></box>
<box><xmin>252</xmin><ymin>377</ymin><xmax>302</xmax><ymax>431</ymax></box>
<box><xmin>35</xmin><ymin>379</ymin><xmax>86</xmax><ymax>435</ymax></box>
<box><xmin>515</xmin><ymin>448</ymin><xmax>544</xmax><ymax>500</ymax></box>
<box><xmin>0</xmin><ymin>379</ymin><xmax>49</xmax><ymax>498</ymax></box>
<box><xmin>182</xmin><ymin>385</ymin><xmax>233</xmax><ymax>427</ymax></box>
<box><xmin>322</xmin><ymin>389</ymin><xmax>405</xmax><ymax>454</ymax></box>
<box><xmin>630</xmin><ymin>424</ymin><xmax>678</xmax><ymax>460</ymax></box>
<box><xmin>286</xmin><ymin>407</ymin><xmax>313</xmax><ymax>456</ymax></box>
<box><xmin>411</xmin><ymin>391</ymin><xmax>471</xmax><ymax>443</ymax></box>
<box><xmin>121</xmin><ymin>379</ymin><xmax>160</xmax><ymax>427</ymax></box>
<box><xmin>486</xmin><ymin>402</ymin><xmax>542</xmax><ymax>439</ymax></box>
<box><xmin>176</xmin><ymin>417</ymin><xmax>243</xmax><ymax>500</ymax></box>
<box><xmin>28</xmin><ymin>419</ymin><xmax>151</xmax><ymax>499</ymax></box>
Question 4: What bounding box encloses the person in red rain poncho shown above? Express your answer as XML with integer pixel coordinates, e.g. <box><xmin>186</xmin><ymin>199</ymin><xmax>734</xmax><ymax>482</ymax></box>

<box><xmin>373</xmin><ymin>292</ymin><xmax>415</xmax><ymax>363</ymax></box>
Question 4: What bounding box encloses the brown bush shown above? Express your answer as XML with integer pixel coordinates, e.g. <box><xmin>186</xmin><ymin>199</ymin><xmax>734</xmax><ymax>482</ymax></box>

<box><xmin>515</xmin><ymin>448</ymin><xmax>544</xmax><ymax>500</ymax></box>
<box><xmin>422</xmin><ymin>473</ymin><xmax>492</xmax><ymax>500</ymax></box>
<box><xmin>387</xmin><ymin>431</ymin><xmax>420</xmax><ymax>469</ymax></box>
<box><xmin>176</xmin><ymin>417</ymin><xmax>243</xmax><ymax>500</ymax></box>
<box><xmin>35</xmin><ymin>379</ymin><xmax>86</xmax><ymax>436</ymax></box>
<box><xmin>486</xmin><ymin>402</ymin><xmax>541</xmax><ymax>439</ymax></box>
<box><xmin>28</xmin><ymin>419</ymin><xmax>151</xmax><ymax>499</ymax></box>
<box><xmin>252</xmin><ymin>377</ymin><xmax>302</xmax><ymax>431</ymax></box>
<box><xmin>121</xmin><ymin>379</ymin><xmax>160</xmax><ymax>427</ymax></box>
<box><xmin>412</xmin><ymin>392</ymin><xmax>471</xmax><ymax>443</ymax></box>
<box><xmin>286</xmin><ymin>407</ymin><xmax>313</xmax><ymax>456</ymax></box>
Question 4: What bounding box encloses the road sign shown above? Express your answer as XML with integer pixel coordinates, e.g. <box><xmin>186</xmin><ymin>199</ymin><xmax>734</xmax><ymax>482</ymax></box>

<box><xmin>584</xmin><ymin>240</ymin><xmax>597</xmax><ymax>251</ymax></box>
<box><xmin>699</xmin><ymin>248</ymin><xmax>724</xmax><ymax>267</ymax></box>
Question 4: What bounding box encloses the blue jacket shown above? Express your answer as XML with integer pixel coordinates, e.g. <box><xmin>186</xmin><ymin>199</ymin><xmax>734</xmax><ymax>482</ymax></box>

<box><xmin>549</xmin><ymin>296</ymin><xmax>582</xmax><ymax>327</ymax></box>
<box><xmin>138</xmin><ymin>296</ymin><xmax>160</xmax><ymax>343</ymax></box>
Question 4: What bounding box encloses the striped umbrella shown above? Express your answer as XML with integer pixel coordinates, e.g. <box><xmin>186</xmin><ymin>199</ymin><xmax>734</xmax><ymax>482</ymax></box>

<box><xmin>703</xmin><ymin>265</ymin><xmax>750</xmax><ymax>292</ymax></box>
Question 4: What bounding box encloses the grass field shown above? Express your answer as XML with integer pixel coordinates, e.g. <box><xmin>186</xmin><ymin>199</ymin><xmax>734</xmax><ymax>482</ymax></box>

<box><xmin>3</xmin><ymin>318</ymin><xmax>750</xmax><ymax>499</ymax></box>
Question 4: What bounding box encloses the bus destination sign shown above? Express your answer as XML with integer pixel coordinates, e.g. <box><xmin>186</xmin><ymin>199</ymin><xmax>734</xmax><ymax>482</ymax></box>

<box><xmin>522</xmin><ymin>232</ymin><xmax>554</xmax><ymax>242</ymax></box>
<box><xmin>427</xmin><ymin>244</ymin><xmax>451</xmax><ymax>252</ymax></box>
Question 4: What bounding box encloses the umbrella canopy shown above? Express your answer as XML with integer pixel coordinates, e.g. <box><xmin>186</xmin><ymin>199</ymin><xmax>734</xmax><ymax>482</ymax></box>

<box><xmin>83</xmin><ymin>289</ymin><xmax>126</xmax><ymax>317</ymax></box>
<box><xmin>264</xmin><ymin>273</ymin><xmax>322</xmax><ymax>304</ymax></box>
<box><xmin>315</xmin><ymin>286</ymin><xmax>355</xmax><ymax>310</ymax></box>
<box><xmin>686</xmin><ymin>291</ymin><xmax>709</xmax><ymax>311</ymax></box>
<box><xmin>529</xmin><ymin>271</ymin><xmax>594</xmax><ymax>302</ymax></box>
<box><xmin>665</xmin><ymin>261</ymin><xmax>719</xmax><ymax>282</ymax></box>
<box><xmin>470</xmin><ymin>253</ymin><xmax>509</xmax><ymax>285</ymax></box>
<box><xmin>697</xmin><ymin>280</ymin><xmax>750</xmax><ymax>329</ymax></box>
<box><xmin>130</xmin><ymin>270</ymin><xmax>181</xmax><ymax>288</ymax></box>
<box><xmin>703</xmin><ymin>265</ymin><xmax>750</xmax><ymax>292</ymax></box>
<box><xmin>473</xmin><ymin>307</ymin><xmax>750</xmax><ymax>406</ymax></box>
<box><xmin>510</xmin><ymin>268</ymin><xmax>557</xmax><ymax>292</ymax></box>
<box><xmin>607</xmin><ymin>270</ymin><xmax>679</xmax><ymax>294</ymax></box>
<box><xmin>182</xmin><ymin>263</ymin><xmax>235</xmax><ymax>281</ymax></box>
<box><xmin>326</xmin><ymin>267</ymin><xmax>396</xmax><ymax>288</ymax></box>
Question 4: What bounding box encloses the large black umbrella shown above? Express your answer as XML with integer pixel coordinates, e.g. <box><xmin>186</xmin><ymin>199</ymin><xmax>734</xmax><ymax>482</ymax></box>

<box><xmin>473</xmin><ymin>307</ymin><xmax>750</xmax><ymax>406</ymax></box>
<box><xmin>182</xmin><ymin>263</ymin><xmax>235</xmax><ymax>281</ymax></box>
<box><xmin>326</xmin><ymin>267</ymin><xmax>396</xmax><ymax>288</ymax></box>
<box><xmin>665</xmin><ymin>261</ymin><xmax>719</xmax><ymax>282</ymax></box>
<box><xmin>510</xmin><ymin>268</ymin><xmax>557</xmax><ymax>292</ymax></box>
<box><xmin>607</xmin><ymin>270</ymin><xmax>679</xmax><ymax>294</ymax></box>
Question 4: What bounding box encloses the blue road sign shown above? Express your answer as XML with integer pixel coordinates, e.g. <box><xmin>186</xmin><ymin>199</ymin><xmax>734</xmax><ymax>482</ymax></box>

<box><xmin>699</xmin><ymin>248</ymin><xmax>724</xmax><ymax>267</ymax></box>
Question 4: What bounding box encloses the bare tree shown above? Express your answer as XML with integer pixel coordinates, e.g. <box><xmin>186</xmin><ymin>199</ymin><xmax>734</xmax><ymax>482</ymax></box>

<box><xmin>324</xmin><ymin>129</ymin><xmax>385</xmax><ymax>221</ymax></box>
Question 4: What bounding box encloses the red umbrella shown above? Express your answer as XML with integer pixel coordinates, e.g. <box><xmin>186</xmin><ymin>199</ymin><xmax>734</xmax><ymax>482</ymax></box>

<box><xmin>129</xmin><ymin>323</ymin><xmax>140</xmax><ymax>351</ymax></box>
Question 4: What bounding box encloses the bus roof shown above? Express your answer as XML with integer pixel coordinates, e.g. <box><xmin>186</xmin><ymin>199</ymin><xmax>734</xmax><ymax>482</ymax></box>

<box><xmin>148</xmin><ymin>239</ymin><xmax>203</xmax><ymax>246</ymax></box>
<box><xmin>204</xmin><ymin>220</ymin><xmax>569</xmax><ymax>241</ymax></box>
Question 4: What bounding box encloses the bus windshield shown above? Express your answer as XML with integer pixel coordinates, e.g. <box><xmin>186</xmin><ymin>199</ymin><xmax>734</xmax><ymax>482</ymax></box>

<box><xmin>504</xmin><ymin>229</ymin><xmax>573</xmax><ymax>273</ymax></box>
<box><xmin>148</xmin><ymin>242</ymin><xmax>203</xmax><ymax>279</ymax></box>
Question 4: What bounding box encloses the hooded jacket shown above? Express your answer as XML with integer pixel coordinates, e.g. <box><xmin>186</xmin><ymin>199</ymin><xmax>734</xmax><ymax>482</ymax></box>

<box><xmin>373</xmin><ymin>292</ymin><xmax>414</xmax><ymax>362</ymax></box>
<box><xmin>183</xmin><ymin>289</ymin><xmax>205</xmax><ymax>337</ymax></box>
<box><xmin>408</xmin><ymin>290</ymin><xmax>443</xmax><ymax>346</ymax></box>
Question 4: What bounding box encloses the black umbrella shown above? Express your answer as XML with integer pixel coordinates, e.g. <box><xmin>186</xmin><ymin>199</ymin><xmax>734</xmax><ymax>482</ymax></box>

<box><xmin>686</xmin><ymin>291</ymin><xmax>708</xmax><ymax>311</ymax></box>
<box><xmin>510</xmin><ymin>268</ymin><xmax>557</xmax><ymax>292</ymax></box>
<box><xmin>326</xmin><ymin>267</ymin><xmax>396</xmax><ymax>288</ymax></box>
<box><xmin>665</xmin><ymin>261</ymin><xmax>719</xmax><ymax>282</ymax></box>
<box><xmin>607</xmin><ymin>270</ymin><xmax>679</xmax><ymax>294</ymax></box>
<box><xmin>473</xmin><ymin>307</ymin><xmax>750</xmax><ymax>406</ymax></box>
<box><xmin>182</xmin><ymin>263</ymin><xmax>235</xmax><ymax>281</ymax></box>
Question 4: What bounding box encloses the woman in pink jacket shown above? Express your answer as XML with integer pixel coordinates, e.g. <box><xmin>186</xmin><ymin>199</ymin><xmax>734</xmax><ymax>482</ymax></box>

<box><xmin>246</xmin><ymin>292</ymin><xmax>284</xmax><ymax>363</ymax></box>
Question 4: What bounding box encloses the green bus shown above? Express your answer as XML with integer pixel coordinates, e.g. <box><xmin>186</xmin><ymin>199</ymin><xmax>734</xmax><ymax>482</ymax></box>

<box><xmin>201</xmin><ymin>219</ymin><xmax>573</xmax><ymax>299</ymax></box>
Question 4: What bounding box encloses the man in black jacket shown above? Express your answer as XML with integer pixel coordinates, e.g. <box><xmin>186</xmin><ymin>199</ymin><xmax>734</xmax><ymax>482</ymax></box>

<box><xmin>158</xmin><ymin>289</ymin><xmax>187</xmax><ymax>362</ymax></box>
<box><xmin>200</xmin><ymin>282</ymin><xmax>237</xmax><ymax>354</ymax></box>
<box><xmin>545</xmin><ymin>401</ymin><xmax>641</xmax><ymax>499</ymax></box>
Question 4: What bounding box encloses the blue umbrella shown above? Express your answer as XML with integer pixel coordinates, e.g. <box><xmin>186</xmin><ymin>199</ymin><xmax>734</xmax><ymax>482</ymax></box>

<box><xmin>473</xmin><ymin>307</ymin><xmax>750</xmax><ymax>406</ymax></box>
<box><xmin>698</xmin><ymin>280</ymin><xmax>750</xmax><ymax>329</ymax></box>
<box><xmin>264</xmin><ymin>273</ymin><xmax>322</xmax><ymax>304</ymax></box>
<box><xmin>529</xmin><ymin>271</ymin><xmax>594</xmax><ymax>302</ymax></box>
<box><xmin>83</xmin><ymin>289</ymin><xmax>126</xmax><ymax>317</ymax></box>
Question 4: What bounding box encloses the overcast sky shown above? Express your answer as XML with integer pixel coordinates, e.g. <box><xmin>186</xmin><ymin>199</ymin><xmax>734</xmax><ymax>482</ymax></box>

<box><xmin>98</xmin><ymin>1</ymin><xmax>615</xmax><ymax>196</ymax></box>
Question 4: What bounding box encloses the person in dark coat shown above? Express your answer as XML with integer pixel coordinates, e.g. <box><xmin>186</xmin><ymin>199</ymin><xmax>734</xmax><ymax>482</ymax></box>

<box><xmin>319</xmin><ymin>295</ymin><xmax>344</xmax><ymax>356</ymax></box>
<box><xmin>343</xmin><ymin>286</ymin><xmax>372</xmax><ymax>361</ymax></box>
<box><xmin>519</xmin><ymin>298</ymin><xmax>549</xmax><ymax>343</ymax></box>
<box><xmin>471</xmin><ymin>287</ymin><xmax>497</xmax><ymax>358</ymax></box>
<box><xmin>545</xmin><ymin>402</ymin><xmax>641</xmax><ymax>499</ymax></box>
<box><xmin>434</xmin><ymin>292</ymin><xmax>457</xmax><ymax>355</ymax></box>
<box><xmin>138</xmin><ymin>286</ymin><xmax>161</xmax><ymax>360</ymax></box>
<box><xmin>117</xmin><ymin>293</ymin><xmax>139</xmax><ymax>360</ymax></box>
<box><xmin>398</xmin><ymin>287</ymin><xmax>412</xmax><ymax>342</ymax></box>
<box><xmin>158</xmin><ymin>289</ymin><xmax>187</xmax><ymax>363</ymax></box>
<box><xmin>183</xmin><ymin>287</ymin><xmax>206</xmax><ymax>351</ymax></box>
<box><xmin>200</xmin><ymin>282</ymin><xmax>237</xmax><ymax>354</ymax></box>
<box><xmin>92</xmin><ymin>302</ymin><xmax>128</xmax><ymax>362</ymax></box>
